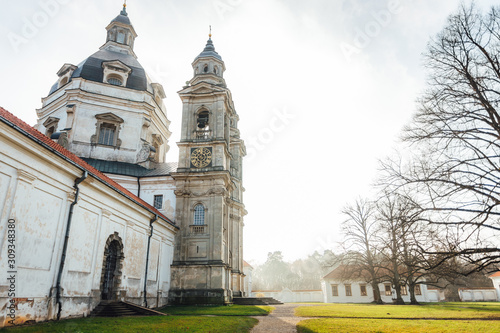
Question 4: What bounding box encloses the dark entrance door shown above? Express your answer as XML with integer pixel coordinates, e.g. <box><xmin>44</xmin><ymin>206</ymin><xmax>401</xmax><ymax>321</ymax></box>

<box><xmin>101</xmin><ymin>241</ymin><xmax>119</xmax><ymax>300</ymax></box>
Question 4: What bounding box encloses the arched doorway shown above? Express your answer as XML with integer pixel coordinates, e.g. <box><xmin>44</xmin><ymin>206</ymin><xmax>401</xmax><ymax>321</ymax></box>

<box><xmin>100</xmin><ymin>233</ymin><xmax>124</xmax><ymax>301</ymax></box>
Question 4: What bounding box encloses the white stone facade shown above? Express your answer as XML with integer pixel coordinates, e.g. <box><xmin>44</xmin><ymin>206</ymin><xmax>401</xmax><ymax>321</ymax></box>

<box><xmin>1</xmin><ymin>4</ymin><xmax>248</xmax><ymax>326</ymax></box>
<box><xmin>321</xmin><ymin>279</ymin><xmax>432</xmax><ymax>304</ymax></box>
<box><xmin>458</xmin><ymin>288</ymin><xmax>498</xmax><ymax>302</ymax></box>
<box><xmin>0</xmin><ymin>109</ymin><xmax>177</xmax><ymax>326</ymax></box>
<box><xmin>490</xmin><ymin>272</ymin><xmax>500</xmax><ymax>301</ymax></box>
<box><xmin>252</xmin><ymin>289</ymin><xmax>324</xmax><ymax>303</ymax></box>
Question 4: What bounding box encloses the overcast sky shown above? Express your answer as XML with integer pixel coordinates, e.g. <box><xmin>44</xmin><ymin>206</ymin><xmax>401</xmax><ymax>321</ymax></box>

<box><xmin>1</xmin><ymin>0</ymin><xmax>498</xmax><ymax>264</ymax></box>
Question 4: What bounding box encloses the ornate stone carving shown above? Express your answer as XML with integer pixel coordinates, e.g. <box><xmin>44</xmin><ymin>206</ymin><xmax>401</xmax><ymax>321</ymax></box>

<box><xmin>57</xmin><ymin>132</ymin><xmax>69</xmax><ymax>149</ymax></box>
<box><xmin>174</xmin><ymin>189</ymin><xmax>192</xmax><ymax>197</ymax></box>
<box><xmin>174</xmin><ymin>188</ymin><xmax>227</xmax><ymax>198</ymax></box>
<box><xmin>229</xmin><ymin>214</ymin><xmax>241</xmax><ymax>221</ymax></box>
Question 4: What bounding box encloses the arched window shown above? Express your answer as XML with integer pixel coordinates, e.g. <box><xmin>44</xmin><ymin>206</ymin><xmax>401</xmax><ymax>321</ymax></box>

<box><xmin>107</xmin><ymin>77</ymin><xmax>123</xmax><ymax>86</ymax></box>
<box><xmin>193</xmin><ymin>204</ymin><xmax>205</xmax><ymax>225</ymax></box>
<box><xmin>197</xmin><ymin>110</ymin><xmax>209</xmax><ymax>129</ymax></box>
<box><xmin>59</xmin><ymin>77</ymin><xmax>69</xmax><ymax>87</ymax></box>
<box><xmin>46</xmin><ymin>126</ymin><xmax>56</xmax><ymax>139</ymax></box>
<box><xmin>203</xmin><ymin>64</ymin><xmax>209</xmax><ymax>73</ymax></box>
<box><xmin>117</xmin><ymin>31</ymin><xmax>126</xmax><ymax>44</ymax></box>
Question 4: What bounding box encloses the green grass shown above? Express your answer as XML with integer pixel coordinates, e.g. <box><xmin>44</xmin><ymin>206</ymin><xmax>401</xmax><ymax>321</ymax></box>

<box><xmin>297</xmin><ymin>318</ymin><xmax>500</xmax><ymax>333</ymax></box>
<box><xmin>295</xmin><ymin>302</ymin><xmax>500</xmax><ymax>319</ymax></box>
<box><xmin>1</xmin><ymin>315</ymin><xmax>258</xmax><ymax>333</ymax></box>
<box><xmin>160</xmin><ymin>304</ymin><xmax>274</xmax><ymax>316</ymax></box>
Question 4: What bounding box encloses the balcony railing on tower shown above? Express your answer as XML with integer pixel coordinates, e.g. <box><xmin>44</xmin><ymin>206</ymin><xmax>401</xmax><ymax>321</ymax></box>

<box><xmin>195</xmin><ymin>130</ymin><xmax>212</xmax><ymax>140</ymax></box>
<box><xmin>189</xmin><ymin>225</ymin><xmax>208</xmax><ymax>234</ymax></box>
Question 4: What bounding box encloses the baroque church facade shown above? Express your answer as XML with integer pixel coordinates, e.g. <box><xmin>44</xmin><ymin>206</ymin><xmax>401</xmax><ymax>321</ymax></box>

<box><xmin>0</xmin><ymin>5</ymin><xmax>246</xmax><ymax>326</ymax></box>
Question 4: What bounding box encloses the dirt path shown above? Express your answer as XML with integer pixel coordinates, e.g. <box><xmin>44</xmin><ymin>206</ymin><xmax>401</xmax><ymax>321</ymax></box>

<box><xmin>250</xmin><ymin>304</ymin><xmax>313</xmax><ymax>333</ymax></box>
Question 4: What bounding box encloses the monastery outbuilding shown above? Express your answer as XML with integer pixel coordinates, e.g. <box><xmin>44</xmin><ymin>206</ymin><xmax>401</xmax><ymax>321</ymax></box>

<box><xmin>0</xmin><ymin>4</ymin><xmax>246</xmax><ymax>326</ymax></box>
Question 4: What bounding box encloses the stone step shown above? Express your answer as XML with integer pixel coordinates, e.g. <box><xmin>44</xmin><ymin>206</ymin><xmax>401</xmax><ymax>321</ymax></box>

<box><xmin>232</xmin><ymin>297</ymin><xmax>283</xmax><ymax>305</ymax></box>
<box><xmin>90</xmin><ymin>301</ymin><xmax>166</xmax><ymax>317</ymax></box>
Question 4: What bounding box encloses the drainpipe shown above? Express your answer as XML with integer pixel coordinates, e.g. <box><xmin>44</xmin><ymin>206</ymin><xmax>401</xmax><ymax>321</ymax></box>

<box><xmin>137</xmin><ymin>177</ymin><xmax>141</xmax><ymax>198</ymax></box>
<box><xmin>144</xmin><ymin>214</ymin><xmax>157</xmax><ymax>308</ymax></box>
<box><xmin>55</xmin><ymin>171</ymin><xmax>88</xmax><ymax>320</ymax></box>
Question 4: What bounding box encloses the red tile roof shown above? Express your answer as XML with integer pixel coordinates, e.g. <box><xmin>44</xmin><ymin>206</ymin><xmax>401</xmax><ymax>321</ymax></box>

<box><xmin>243</xmin><ymin>260</ymin><xmax>253</xmax><ymax>268</ymax></box>
<box><xmin>0</xmin><ymin>107</ymin><xmax>177</xmax><ymax>229</ymax></box>
<box><xmin>323</xmin><ymin>265</ymin><xmax>371</xmax><ymax>280</ymax></box>
<box><xmin>489</xmin><ymin>271</ymin><xmax>500</xmax><ymax>278</ymax></box>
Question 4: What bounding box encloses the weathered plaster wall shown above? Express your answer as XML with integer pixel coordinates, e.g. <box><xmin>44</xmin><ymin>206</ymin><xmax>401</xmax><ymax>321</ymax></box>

<box><xmin>0</xmin><ymin>123</ymin><xmax>176</xmax><ymax>327</ymax></box>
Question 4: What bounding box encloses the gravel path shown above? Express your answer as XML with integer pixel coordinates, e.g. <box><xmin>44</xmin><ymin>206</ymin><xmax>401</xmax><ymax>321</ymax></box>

<box><xmin>250</xmin><ymin>304</ymin><xmax>313</xmax><ymax>333</ymax></box>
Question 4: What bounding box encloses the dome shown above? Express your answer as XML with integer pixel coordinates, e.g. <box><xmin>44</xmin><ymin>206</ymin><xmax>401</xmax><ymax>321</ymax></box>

<box><xmin>47</xmin><ymin>5</ymin><xmax>148</xmax><ymax>95</ymax></box>
<box><xmin>196</xmin><ymin>38</ymin><xmax>222</xmax><ymax>61</ymax></box>
<box><xmin>111</xmin><ymin>5</ymin><xmax>131</xmax><ymax>25</ymax></box>
<box><xmin>48</xmin><ymin>49</ymin><xmax>149</xmax><ymax>95</ymax></box>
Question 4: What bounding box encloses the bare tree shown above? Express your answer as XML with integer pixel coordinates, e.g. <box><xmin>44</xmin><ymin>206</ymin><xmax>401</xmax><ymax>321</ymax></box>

<box><xmin>375</xmin><ymin>193</ymin><xmax>408</xmax><ymax>305</ymax></box>
<box><xmin>383</xmin><ymin>3</ymin><xmax>500</xmax><ymax>273</ymax></box>
<box><xmin>341</xmin><ymin>198</ymin><xmax>383</xmax><ymax>304</ymax></box>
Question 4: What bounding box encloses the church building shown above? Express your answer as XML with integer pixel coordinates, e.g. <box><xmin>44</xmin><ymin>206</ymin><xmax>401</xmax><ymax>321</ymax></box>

<box><xmin>0</xmin><ymin>4</ymin><xmax>246</xmax><ymax>326</ymax></box>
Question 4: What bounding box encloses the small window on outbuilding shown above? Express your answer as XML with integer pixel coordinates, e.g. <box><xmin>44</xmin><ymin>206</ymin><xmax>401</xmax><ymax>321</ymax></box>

<box><xmin>154</xmin><ymin>195</ymin><xmax>163</xmax><ymax>209</ymax></box>
<box><xmin>384</xmin><ymin>284</ymin><xmax>392</xmax><ymax>296</ymax></box>
<box><xmin>401</xmin><ymin>285</ymin><xmax>408</xmax><ymax>296</ymax></box>
<box><xmin>345</xmin><ymin>284</ymin><xmax>352</xmax><ymax>296</ymax></box>
<box><xmin>193</xmin><ymin>204</ymin><xmax>205</xmax><ymax>225</ymax></box>
<box><xmin>360</xmin><ymin>284</ymin><xmax>367</xmax><ymax>296</ymax></box>
<box><xmin>331</xmin><ymin>284</ymin><xmax>338</xmax><ymax>296</ymax></box>
<box><xmin>415</xmin><ymin>284</ymin><xmax>422</xmax><ymax>295</ymax></box>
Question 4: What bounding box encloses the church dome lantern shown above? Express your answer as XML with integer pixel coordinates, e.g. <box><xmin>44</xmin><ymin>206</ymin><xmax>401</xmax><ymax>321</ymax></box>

<box><xmin>103</xmin><ymin>3</ymin><xmax>138</xmax><ymax>56</ymax></box>
<box><xmin>192</xmin><ymin>31</ymin><xmax>226</xmax><ymax>83</ymax></box>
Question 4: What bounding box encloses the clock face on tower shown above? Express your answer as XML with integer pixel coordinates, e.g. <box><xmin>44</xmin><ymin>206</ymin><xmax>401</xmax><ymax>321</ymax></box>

<box><xmin>190</xmin><ymin>147</ymin><xmax>212</xmax><ymax>168</ymax></box>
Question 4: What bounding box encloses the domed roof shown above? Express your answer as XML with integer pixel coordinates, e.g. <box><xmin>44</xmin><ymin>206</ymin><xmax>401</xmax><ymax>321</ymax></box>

<box><xmin>48</xmin><ymin>5</ymin><xmax>148</xmax><ymax>95</ymax></box>
<box><xmin>48</xmin><ymin>49</ymin><xmax>149</xmax><ymax>95</ymax></box>
<box><xmin>111</xmin><ymin>6</ymin><xmax>131</xmax><ymax>25</ymax></box>
<box><xmin>196</xmin><ymin>38</ymin><xmax>222</xmax><ymax>61</ymax></box>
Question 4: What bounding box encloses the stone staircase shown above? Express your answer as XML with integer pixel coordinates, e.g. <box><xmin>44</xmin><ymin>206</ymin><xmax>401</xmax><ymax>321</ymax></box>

<box><xmin>232</xmin><ymin>297</ymin><xmax>283</xmax><ymax>305</ymax></box>
<box><xmin>90</xmin><ymin>300</ymin><xmax>167</xmax><ymax>317</ymax></box>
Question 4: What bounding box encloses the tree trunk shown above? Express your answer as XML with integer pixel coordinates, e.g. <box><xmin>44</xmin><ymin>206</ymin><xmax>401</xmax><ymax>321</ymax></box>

<box><xmin>393</xmin><ymin>277</ymin><xmax>405</xmax><ymax>305</ymax></box>
<box><xmin>408</xmin><ymin>280</ymin><xmax>419</xmax><ymax>305</ymax></box>
<box><xmin>371</xmin><ymin>280</ymin><xmax>383</xmax><ymax>304</ymax></box>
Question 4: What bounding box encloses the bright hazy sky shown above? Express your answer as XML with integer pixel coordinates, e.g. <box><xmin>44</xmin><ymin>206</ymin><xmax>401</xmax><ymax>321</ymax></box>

<box><xmin>1</xmin><ymin>0</ymin><xmax>497</xmax><ymax>264</ymax></box>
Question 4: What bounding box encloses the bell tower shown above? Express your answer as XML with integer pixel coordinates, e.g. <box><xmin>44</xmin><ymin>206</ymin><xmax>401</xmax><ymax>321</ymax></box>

<box><xmin>169</xmin><ymin>34</ymin><xmax>247</xmax><ymax>304</ymax></box>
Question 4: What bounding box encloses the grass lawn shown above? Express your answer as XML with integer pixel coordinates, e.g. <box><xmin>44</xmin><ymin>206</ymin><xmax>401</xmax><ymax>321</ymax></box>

<box><xmin>297</xmin><ymin>318</ymin><xmax>500</xmax><ymax>333</ymax></box>
<box><xmin>0</xmin><ymin>315</ymin><xmax>258</xmax><ymax>333</ymax></box>
<box><xmin>0</xmin><ymin>316</ymin><xmax>258</xmax><ymax>333</ymax></box>
<box><xmin>295</xmin><ymin>302</ymin><xmax>500</xmax><ymax>319</ymax></box>
<box><xmin>1</xmin><ymin>305</ymin><xmax>271</xmax><ymax>332</ymax></box>
<box><xmin>160</xmin><ymin>304</ymin><xmax>274</xmax><ymax>316</ymax></box>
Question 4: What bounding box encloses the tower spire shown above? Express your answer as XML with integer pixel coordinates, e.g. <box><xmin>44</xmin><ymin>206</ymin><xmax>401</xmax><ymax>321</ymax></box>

<box><xmin>121</xmin><ymin>0</ymin><xmax>128</xmax><ymax>16</ymax></box>
<box><xmin>209</xmin><ymin>25</ymin><xmax>212</xmax><ymax>39</ymax></box>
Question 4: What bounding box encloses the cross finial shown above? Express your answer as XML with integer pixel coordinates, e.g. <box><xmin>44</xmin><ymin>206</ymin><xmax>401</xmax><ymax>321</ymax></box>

<box><xmin>120</xmin><ymin>0</ymin><xmax>128</xmax><ymax>16</ymax></box>
<box><xmin>209</xmin><ymin>25</ymin><xmax>212</xmax><ymax>38</ymax></box>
